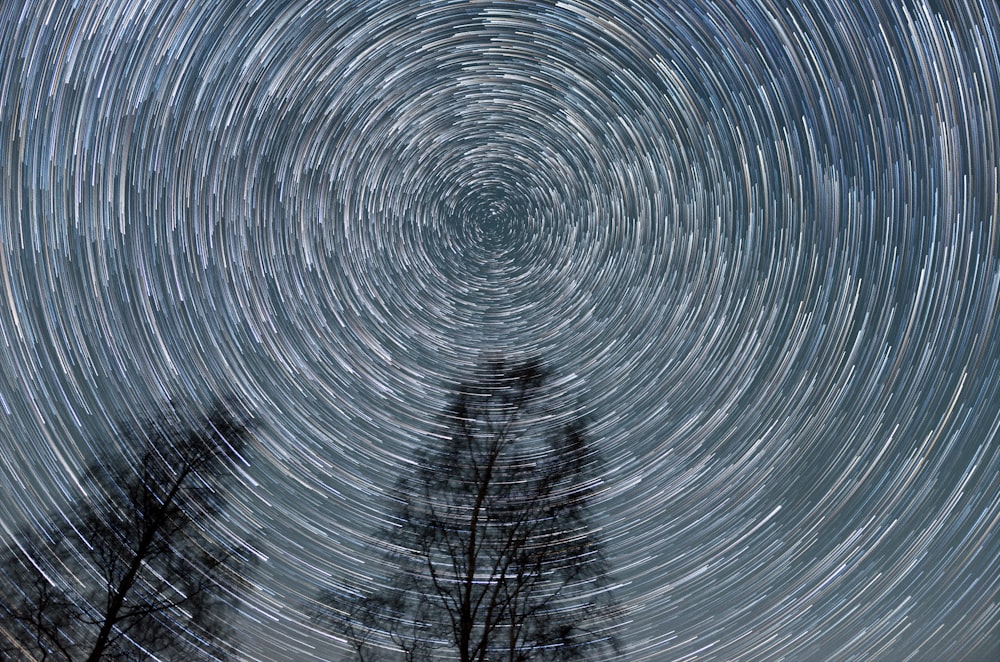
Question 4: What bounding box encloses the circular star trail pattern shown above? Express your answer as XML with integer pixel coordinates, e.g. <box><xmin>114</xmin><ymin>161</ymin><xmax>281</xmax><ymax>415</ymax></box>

<box><xmin>2</xmin><ymin>0</ymin><xmax>1000</xmax><ymax>659</ymax></box>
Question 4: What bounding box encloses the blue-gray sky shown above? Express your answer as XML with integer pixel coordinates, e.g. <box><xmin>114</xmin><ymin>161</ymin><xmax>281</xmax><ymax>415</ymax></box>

<box><xmin>2</xmin><ymin>0</ymin><xmax>999</xmax><ymax>659</ymax></box>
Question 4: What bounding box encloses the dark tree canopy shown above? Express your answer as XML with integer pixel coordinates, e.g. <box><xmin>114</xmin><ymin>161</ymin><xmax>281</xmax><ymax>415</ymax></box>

<box><xmin>318</xmin><ymin>356</ymin><xmax>622</xmax><ymax>661</ymax></box>
<box><xmin>1</xmin><ymin>399</ymin><xmax>255</xmax><ymax>661</ymax></box>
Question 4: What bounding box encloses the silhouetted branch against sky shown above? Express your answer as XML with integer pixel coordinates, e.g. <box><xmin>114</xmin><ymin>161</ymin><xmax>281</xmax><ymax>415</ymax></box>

<box><xmin>1</xmin><ymin>398</ymin><xmax>256</xmax><ymax>661</ymax></box>
<box><xmin>316</xmin><ymin>356</ymin><xmax>622</xmax><ymax>661</ymax></box>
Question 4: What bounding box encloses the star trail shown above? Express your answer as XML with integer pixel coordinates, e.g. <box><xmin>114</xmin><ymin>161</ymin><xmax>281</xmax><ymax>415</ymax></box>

<box><xmin>1</xmin><ymin>0</ymin><xmax>999</xmax><ymax>659</ymax></box>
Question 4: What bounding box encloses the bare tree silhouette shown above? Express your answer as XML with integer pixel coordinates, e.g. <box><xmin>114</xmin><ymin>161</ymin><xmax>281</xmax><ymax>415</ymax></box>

<box><xmin>1</xmin><ymin>399</ymin><xmax>255</xmax><ymax>661</ymax></box>
<box><xmin>317</xmin><ymin>357</ymin><xmax>622</xmax><ymax>661</ymax></box>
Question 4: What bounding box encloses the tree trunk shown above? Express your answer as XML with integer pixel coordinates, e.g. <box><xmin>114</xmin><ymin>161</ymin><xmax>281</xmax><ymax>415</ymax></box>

<box><xmin>86</xmin><ymin>466</ymin><xmax>190</xmax><ymax>661</ymax></box>
<box><xmin>85</xmin><ymin>550</ymin><xmax>145</xmax><ymax>662</ymax></box>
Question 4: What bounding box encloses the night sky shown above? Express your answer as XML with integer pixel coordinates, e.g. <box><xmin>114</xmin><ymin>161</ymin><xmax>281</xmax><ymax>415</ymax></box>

<box><xmin>2</xmin><ymin>0</ymin><xmax>999</xmax><ymax>660</ymax></box>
